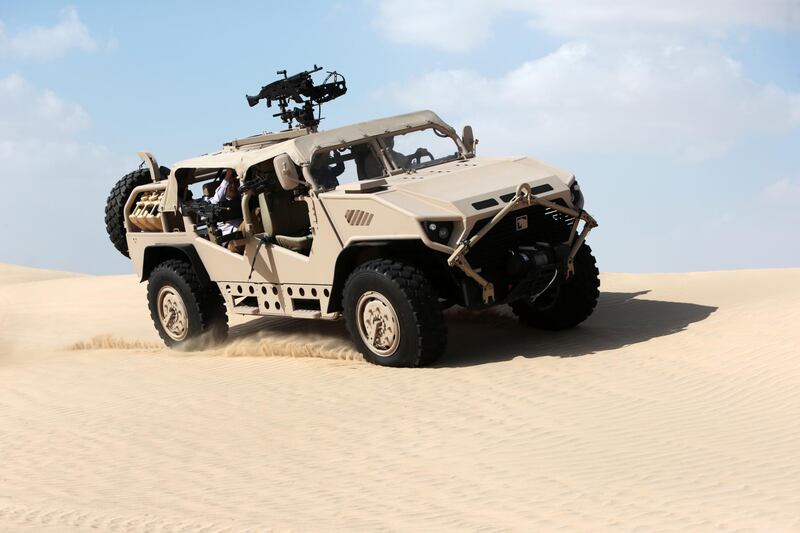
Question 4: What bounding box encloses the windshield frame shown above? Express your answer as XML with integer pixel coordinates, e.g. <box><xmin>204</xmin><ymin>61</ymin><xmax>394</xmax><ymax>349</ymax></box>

<box><xmin>378</xmin><ymin>125</ymin><xmax>465</xmax><ymax>175</ymax></box>
<box><xmin>303</xmin><ymin>124</ymin><xmax>468</xmax><ymax>192</ymax></box>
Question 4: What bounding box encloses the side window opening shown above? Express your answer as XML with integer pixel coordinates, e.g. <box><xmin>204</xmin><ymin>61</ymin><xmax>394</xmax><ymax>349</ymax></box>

<box><xmin>244</xmin><ymin>159</ymin><xmax>314</xmax><ymax>256</ymax></box>
<box><xmin>176</xmin><ymin>167</ymin><xmax>220</xmax><ymax>201</ymax></box>
<box><xmin>177</xmin><ymin>167</ymin><xmax>246</xmax><ymax>252</ymax></box>
<box><xmin>176</xmin><ymin>161</ymin><xmax>315</xmax><ymax>256</ymax></box>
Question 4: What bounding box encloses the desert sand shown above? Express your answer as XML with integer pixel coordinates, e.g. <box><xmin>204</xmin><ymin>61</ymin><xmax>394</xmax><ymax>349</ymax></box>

<box><xmin>1</xmin><ymin>262</ymin><xmax>799</xmax><ymax>531</ymax></box>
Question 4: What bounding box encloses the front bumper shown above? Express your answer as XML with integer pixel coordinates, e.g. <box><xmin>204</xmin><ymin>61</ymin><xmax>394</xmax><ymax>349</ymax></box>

<box><xmin>447</xmin><ymin>182</ymin><xmax>598</xmax><ymax>304</ymax></box>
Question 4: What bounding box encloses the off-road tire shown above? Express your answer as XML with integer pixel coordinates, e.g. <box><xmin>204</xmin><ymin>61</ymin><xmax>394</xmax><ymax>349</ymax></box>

<box><xmin>105</xmin><ymin>169</ymin><xmax>152</xmax><ymax>257</ymax></box>
<box><xmin>343</xmin><ymin>259</ymin><xmax>446</xmax><ymax>367</ymax></box>
<box><xmin>511</xmin><ymin>244</ymin><xmax>600</xmax><ymax>330</ymax></box>
<box><xmin>147</xmin><ymin>259</ymin><xmax>228</xmax><ymax>350</ymax></box>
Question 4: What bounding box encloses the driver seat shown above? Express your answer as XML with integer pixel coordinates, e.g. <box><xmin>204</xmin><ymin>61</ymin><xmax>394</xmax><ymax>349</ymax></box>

<box><xmin>258</xmin><ymin>191</ymin><xmax>312</xmax><ymax>252</ymax></box>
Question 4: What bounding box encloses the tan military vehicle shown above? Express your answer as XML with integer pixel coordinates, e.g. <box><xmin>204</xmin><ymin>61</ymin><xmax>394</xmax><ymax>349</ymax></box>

<box><xmin>105</xmin><ymin>68</ymin><xmax>599</xmax><ymax>367</ymax></box>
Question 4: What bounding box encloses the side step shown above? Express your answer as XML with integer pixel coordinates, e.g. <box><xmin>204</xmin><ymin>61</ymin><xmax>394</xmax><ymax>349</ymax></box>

<box><xmin>290</xmin><ymin>309</ymin><xmax>321</xmax><ymax>319</ymax></box>
<box><xmin>223</xmin><ymin>282</ymin><xmax>335</xmax><ymax>319</ymax></box>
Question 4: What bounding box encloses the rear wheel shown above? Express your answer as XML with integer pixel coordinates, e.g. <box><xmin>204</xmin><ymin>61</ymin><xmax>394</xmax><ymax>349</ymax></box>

<box><xmin>147</xmin><ymin>259</ymin><xmax>228</xmax><ymax>350</ymax></box>
<box><xmin>511</xmin><ymin>244</ymin><xmax>600</xmax><ymax>330</ymax></box>
<box><xmin>343</xmin><ymin>259</ymin><xmax>446</xmax><ymax>367</ymax></box>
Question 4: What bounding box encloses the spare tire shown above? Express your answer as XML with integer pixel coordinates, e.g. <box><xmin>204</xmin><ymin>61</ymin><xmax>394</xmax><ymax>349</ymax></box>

<box><xmin>104</xmin><ymin>168</ymin><xmax>152</xmax><ymax>257</ymax></box>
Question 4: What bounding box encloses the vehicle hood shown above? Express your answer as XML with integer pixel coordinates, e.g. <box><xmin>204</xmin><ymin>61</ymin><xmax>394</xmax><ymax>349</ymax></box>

<box><xmin>364</xmin><ymin>156</ymin><xmax>574</xmax><ymax>218</ymax></box>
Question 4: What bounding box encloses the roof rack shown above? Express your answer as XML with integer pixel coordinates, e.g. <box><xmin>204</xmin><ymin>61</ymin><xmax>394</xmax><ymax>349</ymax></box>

<box><xmin>223</xmin><ymin>128</ymin><xmax>312</xmax><ymax>150</ymax></box>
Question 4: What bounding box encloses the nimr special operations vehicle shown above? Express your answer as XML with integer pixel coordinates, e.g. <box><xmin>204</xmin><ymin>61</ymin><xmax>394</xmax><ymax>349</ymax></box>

<box><xmin>105</xmin><ymin>66</ymin><xmax>599</xmax><ymax>367</ymax></box>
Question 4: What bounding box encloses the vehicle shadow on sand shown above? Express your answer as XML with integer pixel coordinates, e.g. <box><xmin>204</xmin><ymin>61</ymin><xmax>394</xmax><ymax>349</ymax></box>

<box><xmin>437</xmin><ymin>291</ymin><xmax>718</xmax><ymax>367</ymax></box>
<box><xmin>226</xmin><ymin>291</ymin><xmax>717</xmax><ymax>366</ymax></box>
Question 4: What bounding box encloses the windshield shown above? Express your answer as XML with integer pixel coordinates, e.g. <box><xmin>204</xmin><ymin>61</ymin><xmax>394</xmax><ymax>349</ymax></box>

<box><xmin>382</xmin><ymin>127</ymin><xmax>461</xmax><ymax>171</ymax></box>
<box><xmin>308</xmin><ymin>127</ymin><xmax>463</xmax><ymax>191</ymax></box>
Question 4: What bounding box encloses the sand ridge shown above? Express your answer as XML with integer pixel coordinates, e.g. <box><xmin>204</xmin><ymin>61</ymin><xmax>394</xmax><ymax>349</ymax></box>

<box><xmin>1</xmin><ymin>264</ymin><xmax>799</xmax><ymax>531</ymax></box>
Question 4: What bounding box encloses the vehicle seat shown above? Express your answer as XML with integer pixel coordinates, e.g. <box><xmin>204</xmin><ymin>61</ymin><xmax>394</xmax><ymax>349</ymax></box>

<box><xmin>354</xmin><ymin>145</ymin><xmax>383</xmax><ymax>180</ymax></box>
<box><xmin>258</xmin><ymin>191</ymin><xmax>312</xmax><ymax>252</ymax></box>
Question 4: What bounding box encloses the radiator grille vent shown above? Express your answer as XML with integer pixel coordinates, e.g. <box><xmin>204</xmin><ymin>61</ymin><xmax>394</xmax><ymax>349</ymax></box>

<box><xmin>344</xmin><ymin>209</ymin><xmax>374</xmax><ymax>226</ymax></box>
<box><xmin>466</xmin><ymin>201</ymin><xmax>573</xmax><ymax>274</ymax></box>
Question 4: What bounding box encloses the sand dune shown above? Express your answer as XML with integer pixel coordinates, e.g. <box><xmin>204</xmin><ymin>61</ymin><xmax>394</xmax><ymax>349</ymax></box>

<box><xmin>0</xmin><ymin>262</ymin><xmax>81</xmax><ymax>287</ymax></box>
<box><xmin>1</xmin><ymin>264</ymin><xmax>799</xmax><ymax>531</ymax></box>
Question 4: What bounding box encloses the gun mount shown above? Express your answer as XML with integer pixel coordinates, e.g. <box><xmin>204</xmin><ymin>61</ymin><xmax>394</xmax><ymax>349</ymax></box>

<box><xmin>246</xmin><ymin>65</ymin><xmax>347</xmax><ymax>130</ymax></box>
<box><xmin>181</xmin><ymin>199</ymin><xmax>241</xmax><ymax>244</ymax></box>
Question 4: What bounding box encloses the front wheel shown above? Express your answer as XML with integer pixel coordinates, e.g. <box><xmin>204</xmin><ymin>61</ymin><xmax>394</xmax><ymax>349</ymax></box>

<box><xmin>147</xmin><ymin>259</ymin><xmax>228</xmax><ymax>350</ymax></box>
<box><xmin>510</xmin><ymin>244</ymin><xmax>600</xmax><ymax>330</ymax></box>
<box><xmin>343</xmin><ymin>260</ymin><xmax>446</xmax><ymax>367</ymax></box>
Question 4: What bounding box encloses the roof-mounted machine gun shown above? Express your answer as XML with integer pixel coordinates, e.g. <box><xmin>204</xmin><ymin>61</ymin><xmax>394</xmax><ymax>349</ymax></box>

<box><xmin>245</xmin><ymin>65</ymin><xmax>347</xmax><ymax>130</ymax></box>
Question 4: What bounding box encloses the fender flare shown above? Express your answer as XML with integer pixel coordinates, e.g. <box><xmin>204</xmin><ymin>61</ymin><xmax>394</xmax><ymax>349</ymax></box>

<box><xmin>140</xmin><ymin>244</ymin><xmax>211</xmax><ymax>285</ymax></box>
<box><xmin>327</xmin><ymin>239</ymin><xmax>446</xmax><ymax>313</ymax></box>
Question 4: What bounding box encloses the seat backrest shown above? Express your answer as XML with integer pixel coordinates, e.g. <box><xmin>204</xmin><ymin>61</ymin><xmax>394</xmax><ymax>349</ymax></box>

<box><xmin>353</xmin><ymin>145</ymin><xmax>383</xmax><ymax>181</ymax></box>
<box><xmin>258</xmin><ymin>191</ymin><xmax>310</xmax><ymax>237</ymax></box>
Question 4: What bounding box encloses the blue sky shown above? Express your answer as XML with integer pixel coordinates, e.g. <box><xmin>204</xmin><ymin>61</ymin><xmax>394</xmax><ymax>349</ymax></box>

<box><xmin>1</xmin><ymin>1</ymin><xmax>798</xmax><ymax>274</ymax></box>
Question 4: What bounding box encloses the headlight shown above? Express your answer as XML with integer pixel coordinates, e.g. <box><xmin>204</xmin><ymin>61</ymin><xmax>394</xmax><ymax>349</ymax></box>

<box><xmin>422</xmin><ymin>221</ymin><xmax>453</xmax><ymax>244</ymax></box>
<box><xmin>570</xmin><ymin>180</ymin><xmax>584</xmax><ymax>210</ymax></box>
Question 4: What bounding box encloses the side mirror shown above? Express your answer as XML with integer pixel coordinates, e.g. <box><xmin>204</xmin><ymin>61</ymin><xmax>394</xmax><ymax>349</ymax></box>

<box><xmin>273</xmin><ymin>153</ymin><xmax>302</xmax><ymax>190</ymax></box>
<box><xmin>462</xmin><ymin>125</ymin><xmax>477</xmax><ymax>155</ymax></box>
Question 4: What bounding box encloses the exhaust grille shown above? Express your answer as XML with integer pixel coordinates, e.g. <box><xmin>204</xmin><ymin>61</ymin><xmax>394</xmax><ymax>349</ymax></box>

<box><xmin>344</xmin><ymin>209</ymin><xmax>374</xmax><ymax>226</ymax></box>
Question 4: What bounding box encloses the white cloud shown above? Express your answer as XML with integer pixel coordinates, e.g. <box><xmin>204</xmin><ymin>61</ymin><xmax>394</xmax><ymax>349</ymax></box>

<box><xmin>0</xmin><ymin>74</ymin><xmax>89</xmax><ymax>138</ymax></box>
<box><xmin>384</xmin><ymin>42</ymin><xmax>800</xmax><ymax>159</ymax></box>
<box><xmin>375</xmin><ymin>0</ymin><xmax>505</xmax><ymax>52</ymax></box>
<box><xmin>0</xmin><ymin>74</ymin><xmax>134</xmax><ymax>274</ymax></box>
<box><xmin>375</xmin><ymin>0</ymin><xmax>800</xmax><ymax>52</ymax></box>
<box><xmin>0</xmin><ymin>6</ymin><xmax>99</xmax><ymax>60</ymax></box>
<box><xmin>760</xmin><ymin>178</ymin><xmax>800</xmax><ymax>206</ymax></box>
<box><xmin>375</xmin><ymin>0</ymin><xmax>800</xmax><ymax>159</ymax></box>
<box><xmin>0</xmin><ymin>73</ymin><xmax>127</xmax><ymax>174</ymax></box>
<box><xmin>523</xmin><ymin>0</ymin><xmax>800</xmax><ymax>40</ymax></box>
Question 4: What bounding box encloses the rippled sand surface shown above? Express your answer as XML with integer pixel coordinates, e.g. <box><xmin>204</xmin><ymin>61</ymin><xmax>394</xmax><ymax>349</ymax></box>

<box><xmin>1</xmin><ymin>263</ymin><xmax>799</xmax><ymax>531</ymax></box>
